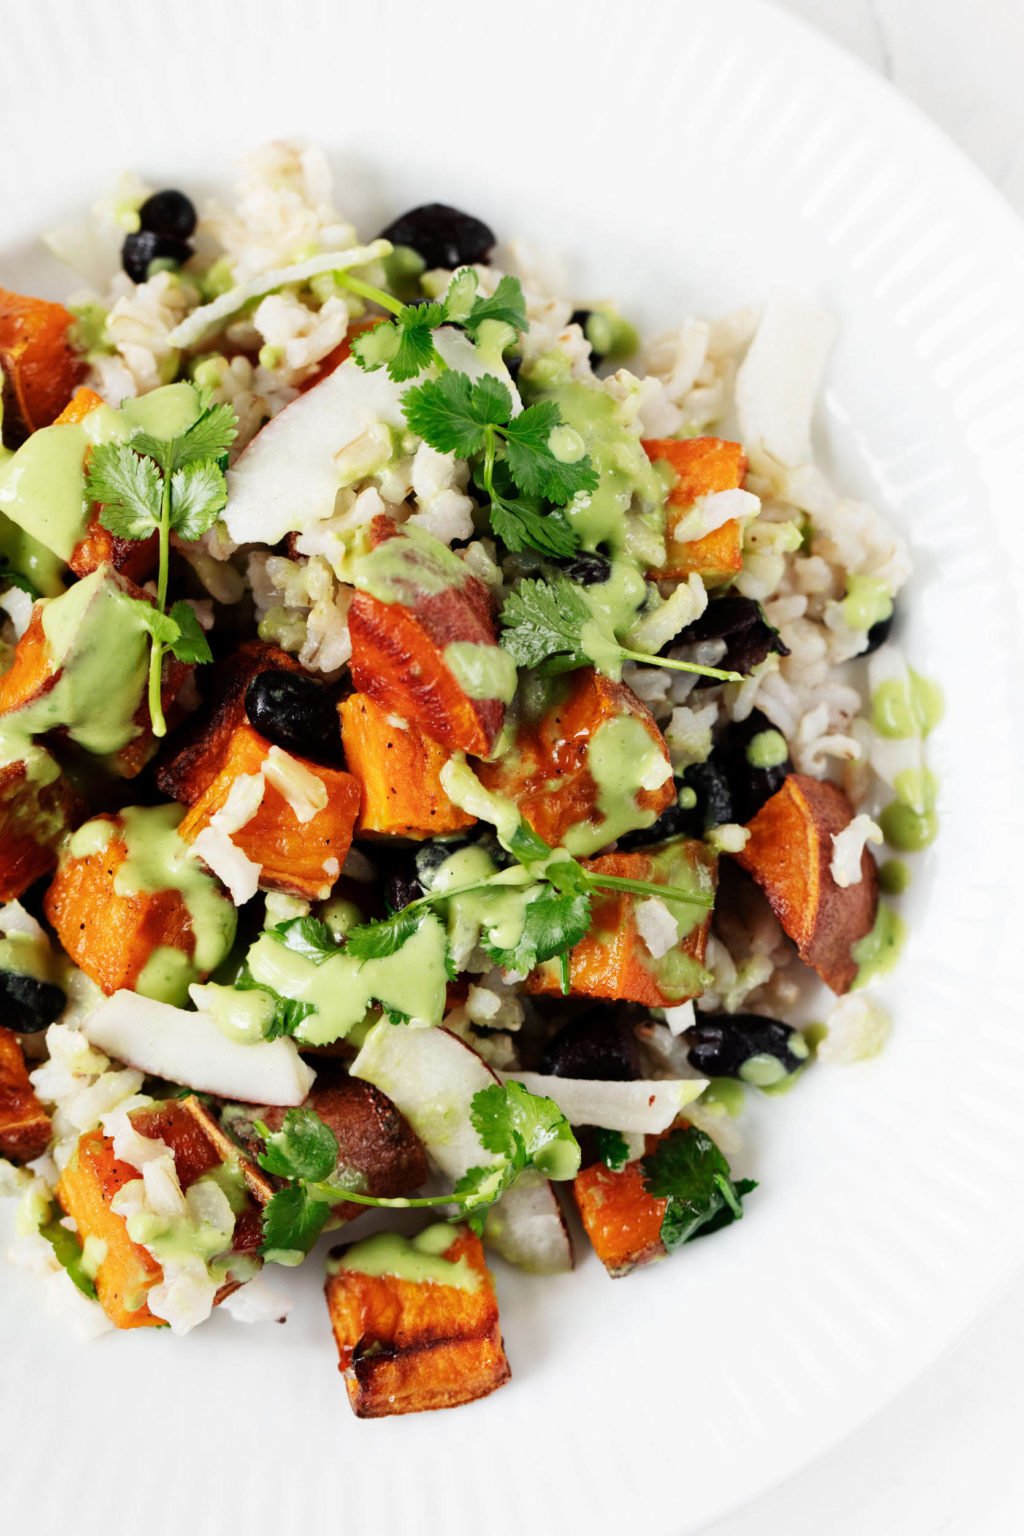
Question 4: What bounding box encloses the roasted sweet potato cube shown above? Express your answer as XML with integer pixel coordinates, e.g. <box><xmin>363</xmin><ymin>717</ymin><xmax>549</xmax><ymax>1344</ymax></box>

<box><xmin>476</xmin><ymin>669</ymin><xmax>672</xmax><ymax>851</ymax></box>
<box><xmin>526</xmin><ymin>840</ymin><xmax>717</xmax><ymax>1006</ymax></box>
<box><xmin>643</xmin><ymin>437</ymin><xmax>747</xmax><ymax>585</ymax></box>
<box><xmin>325</xmin><ymin>1225</ymin><xmax>511</xmax><ymax>1416</ymax></box>
<box><xmin>44</xmin><ymin>809</ymin><xmax>231</xmax><ymax>1002</ymax></box>
<box><xmin>339</xmin><ymin>692</ymin><xmax>476</xmax><ymax>839</ymax></box>
<box><xmin>574</xmin><ymin>1145</ymin><xmax>667</xmax><ymax>1277</ymax></box>
<box><xmin>0</xmin><ymin>1027</ymin><xmax>51</xmax><ymax>1163</ymax></box>
<box><xmin>46</xmin><ymin>388</ymin><xmax>159</xmax><ymax>580</ymax></box>
<box><xmin>0</xmin><ymin>751</ymin><xmax>82</xmax><ymax>901</ymax></box>
<box><xmin>0</xmin><ymin>288</ymin><xmax>83</xmax><ymax>440</ymax></box>
<box><xmin>733</xmin><ymin>773</ymin><xmax>878</xmax><ymax>993</ymax></box>
<box><xmin>156</xmin><ymin>640</ymin><xmax>308</xmax><ymax>805</ymax></box>
<box><xmin>56</xmin><ymin>1099</ymin><xmax>266</xmax><ymax>1330</ymax></box>
<box><xmin>178</xmin><ymin>721</ymin><xmax>360</xmax><ymax>900</ymax></box>
<box><xmin>348</xmin><ymin>516</ymin><xmax>505</xmax><ymax>757</ymax></box>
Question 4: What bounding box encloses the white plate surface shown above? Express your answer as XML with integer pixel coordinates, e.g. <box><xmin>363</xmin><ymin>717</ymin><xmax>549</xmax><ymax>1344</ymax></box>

<box><xmin>3</xmin><ymin>1</ymin><xmax>1024</xmax><ymax>1532</ymax></box>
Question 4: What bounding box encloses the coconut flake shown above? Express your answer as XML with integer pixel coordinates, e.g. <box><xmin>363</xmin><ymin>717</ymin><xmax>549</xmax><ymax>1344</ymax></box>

<box><xmin>830</xmin><ymin>814</ymin><xmax>883</xmax><ymax>888</ymax></box>
<box><xmin>263</xmin><ymin>746</ymin><xmax>328</xmax><ymax>824</ymax></box>
<box><xmin>818</xmin><ymin>994</ymin><xmax>891</xmax><ymax>1064</ymax></box>
<box><xmin>221</xmin><ymin>1270</ymin><xmax>293</xmax><ymax>1325</ymax></box>
<box><xmin>192</xmin><ymin>825</ymin><xmax>262</xmax><ymax>906</ymax></box>
<box><xmin>636</xmin><ymin>898</ymin><xmax>679</xmax><ymax>960</ymax></box>
<box><xmin>735</xmin><ymin>290</ymin><xmax>836</xmax><ymax>467</ymax></box>
<box><xmin>502</xmin><ymin>1071</ymin><xmax>707</xmax><ymax>1134</ymax></box>
<box><xmin>672</xmin><ymin>488</ymin><xmax>760</xmax><ymax>544</ymax></box>
<box><xmin>663</xmin><ymin>1000</ymin><xmax>697</xmax><ymax>1037</ymax></box>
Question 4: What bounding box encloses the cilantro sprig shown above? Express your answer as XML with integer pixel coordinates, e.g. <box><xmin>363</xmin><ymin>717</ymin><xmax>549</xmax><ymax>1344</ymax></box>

<box><xmin>500</xmin><ymin>574</ymin><xmax>745</xmax><ymax>683</ymax></box>
<box><xmin>85</xmin><ymin>395</ymin><xmax>237</xmax><ymax>735</ymax></box>
<box><xmin>255</xmin><ymin>1089</ymin><xmax>580</xmax><ymax>1261</ymax></box>
<box><xmin>641</xmin><ymin>1125</ymin><xmax>757</xmax><ymax>1251</ymax></box>
<box><xmin>339</xmin><ymin>265</ymin><xmax>593</xmax><ymax>558</ymax></box>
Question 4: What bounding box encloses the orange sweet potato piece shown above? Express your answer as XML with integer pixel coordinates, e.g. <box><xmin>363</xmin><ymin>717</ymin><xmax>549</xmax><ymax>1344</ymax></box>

<box><xmin>0</xmin><ymin>288</ymin><xmax>83</xmax><ymax>440</ymax></box>
<box><xmin>643</xmin><ymin>437</ymin><xmax>746</xmax><ymax>585</ymax></box>
<box><xmin>178</xmin><ymin>721</ymin><xmax>360</xmax><ymax>900</ymax></box>
<box><xmin>52</xmin><ymin>386</ymin><xmax>105</xmax><ymax>427</ymax></box>
<box><xmin>325</xmin><ymin>1225</ymin><xmax>511</xmax><ymax>1416</ymax></box>
<box><xmin>476</xmin><ymin>669</ymin><xmax>672</xmax><ymax>849</ymax></box>
<box><xmin>574</xmin><ymin>1141</ymin><xmax>667</xmax><ymax>1277</ymax></box>
<box><xmin>0</xmin><ymin>754</ymin><xmax>83</xmax><ymax>901</ymax></box>
<box><xmin>339</xmin><ymin>692</ymin><xmax>476</xmax><ymax>839</ymax></box>
<box><xmin>525</xmin><ymin>841</ymin><xmax>716</xmax><ymax>1006</ymax></box>
<box><xmin>733</xmin><ymin>773</ymin><xmax>878</xmax><ymax>994</ymax></box>
<box><xmin>56</xmin><ymin>1099</ymin><xmax>266</xmax><ymax>1330</ymax></box>
<box><xmin>0</xmin><ymin>1028</ymin><xmax>51</xmax><ymax>1163</ymax></box>
<box><xmin>45</xmin><ymin>814</ymin><xmax>207</xmax><ymax>996</ymax></box>
<box><xmin>0</xmin><ymin>604</ymin><xmax>51</xmax><ymax>718</ymax></box>
<box><xmin>297</xmin><ymin>316</ymin><xmax>382</xmax><ymax>393</ymax></box>
<box><xmin>348</xmin><ymin>516</ymin><xmax>504</xmax><ymax>757</ymax></box>
<box><xmin>156</xmin><ymin>640</ymin><xmax>308</xmax><ymax>804</ymax></box>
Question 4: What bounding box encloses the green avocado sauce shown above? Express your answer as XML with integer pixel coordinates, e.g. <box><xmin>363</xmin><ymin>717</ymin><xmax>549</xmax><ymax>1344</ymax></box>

<box><xmin>842</xmin><ymin>573</ymin><xmax>893</xmax><ymax>631</ymax></box>
<box><xmin>443</xmin><ymin>641</ymin><xmax>518</xmax><ymax>704</ymax></box>
<box><xmin>0</xmin><ymin>514</ymin><xmax>65</xmax><ymax>598</ymax></box>
<box><xmin>745</xmin><ymin>729</ymin><xmax>788</xmax><ymax>769</ymax></box>
<box><xmin>872</xmin><ymin>668</ymin><xmax>944</xmax><ymax>740</ymax></box>
<box><xmin>563</xmin><ymin>715</ymin><xmax>672</xmax><ymax>857</ymax></box>
<box><xmin>327</xmin><ymin>1224</ymin><xmax>481</xmax><ymax>1291</ymax></box>
<box><xmin>0</xmin><ymin>928</ymin><xmax>58</xmax><ymax>985</ymax></box>
<box><xmin>68</xmin><ymin>804</ymin><xmax>237</xmax><ymax>1004</ymax></box>
<box><xmin>852</xmin><ymin>902</ymin><xmax>906</xmax><ymax>989</ymax></box>
<box><xmin>245</xmin><ymin>911</ymin><xmax>450</xmax><ymax>1045</ymax></box>
<box><xmin>352</xmin><ymin>524</ymin><xmax>471</xmax><ymax>606</ymax></box>
<box><xmin>878</xmin><ymin>858</ymin><xmax>911</xmax><ymax>895</ymax></box>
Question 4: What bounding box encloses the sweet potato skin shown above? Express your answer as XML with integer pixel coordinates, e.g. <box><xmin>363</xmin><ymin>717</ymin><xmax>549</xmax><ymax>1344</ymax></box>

<box><xmin>574</xmin><ymin>1142</ymin><xmax>667</xmax><ymax>1277</ymax></box>
<box><xmin>477</xmin><ymin>669</ymin><xmax>672</xmax><ymax>848</ymax></box>
<box><xmin>643</xmin><ymin>437</ymin><xmax>747</xmax><ymax>585</ymax></box>
<box><xmin>0</xmin><ymin>755</ymin><xmax>82</xmax><ymax>901</ymax></box>
<box><xmin>0</xmin><ymin>288</ymin><xmax>83</xmax><ymax>440</ymax></box>
<box><xmin>526</xmin><ymin>841</ymin><xmax>717</xmax><ymax>1006</ymax></box>
<box><xmin>733</xmin><ymin>772</ymin><xmax>878</xmax><ymax>993</ymax></box>
<box><xmin>56</xmin><ymin>1100</ymin><xmax>264</xmax><ymax>1330</ymax></box>
<box><xmin>156</xmin><ymin>640</ymin><xmax>308</xmax><ymax>805</ymax></box>
<box><xmin>0</xmin><ymin>604</ymin><xmax>53</xmax><ymax>717</ymax></box>
<box><xmin>339</xmin><ymin>692</ymin><xmax>476</xmax><ymax>839</ymax></box>
<box><xmin>44</xmin><ymin>815</ymin><xmax>199</xmax><ymax>996</ymax></box>
<box><xmin>178</xmin><ymin>722</ymin><xmax>360</xmax><ymax>900</ymax></box>
<box><xmin>348</xmin><ymin>516</ymin><xmax>504</xmax><ymax>757</ymax></box>
<box><xmin>325</xmin><ymin>1226</ymin><xmax>511</xmax><ymax>1416</ymax></box>
<box><xmin>0</xmin><ymin>1028</ymin><xmax>51</xmax><ymax>1163</ymax></box>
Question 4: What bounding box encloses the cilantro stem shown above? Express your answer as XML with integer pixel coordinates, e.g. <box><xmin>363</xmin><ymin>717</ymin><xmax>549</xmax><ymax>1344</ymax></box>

<box><xmin>587</xmin><ymin>873</ymin><xmax>714</xmax><ymax>908</ymax></box>
<box><xmin>309</xmin><ymin>1181</ymin><xmax>476</xmax><ymax>1211</ymax></box>
<box><xmin>619</xmin><ymin>648</ymin><xmax>743</xmax><ymax>684</ymax></box>
<box><xmin>333</xmin><ymin>271</ymin><xmax>405</xmax><ymax>318</ymax></box>
<box><xmin>147</xmin><ymin>471</ymin><xmax>173</xmax><ymax>738</ymax></box>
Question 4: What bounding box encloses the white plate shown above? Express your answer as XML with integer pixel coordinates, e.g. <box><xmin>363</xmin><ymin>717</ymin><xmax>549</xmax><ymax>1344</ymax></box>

<box><xmin>3</xmin><ymin>1</ymin><xmax>1024</xmax><ymax>1532</ymax></box>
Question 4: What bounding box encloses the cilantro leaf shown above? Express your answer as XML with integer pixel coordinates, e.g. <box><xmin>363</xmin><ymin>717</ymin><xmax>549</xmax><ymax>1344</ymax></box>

<box><xmin>233</xmin><ymin>973</ymin><xmax>318</xmax><ymax>1038</ymax></box>
<box><xmin>503</xmin><ymin>400</ymin><xmax>599</xmax><ymax>505</ymax></box>
<box><xmin>167</xmin><ymin>601</ymin><xmax>212</xmax><ymax>664</ymax></box>
<box><xmin>272</xmin><ymin>915</ymin><xmax>342</xmax><ymax>963</ymax></box>
<box><xmin>351</xmin><ymin>302</ymin><xmax>447</xmax><ymax>381</ymax></box>
<box><xmin>488</xmin><ymin>493</ymin><xmax>578</xmax><ymax>558</ymax></box>
<box><xmin>452</xmin><ymin>1163</ymin><xmax>516</xmax><ymax>1232</ymax></box>
<box><xmin>126</xmin><ymin>598</ymin><xmax>180</xmax><ymax>647</ymax></box>
<box><xmin>256</xmin><ymin>1106</ymin><xmax>339</xmax><ymax>1182</ymax></box>
<box><xmin>507</xmin><ymin>820</ymin><xmax>554</xmax><ymax>865</ymax></box>
<box><xmin>402</xmin><ymin>372</ymin><xmax>511</xmax><ymax>457</ymax></box>
<box><xmin>470</xmin><ymin>1080</ymin><xmax>581</xmax><ymax>1181</ymax></box>
<box><xmin>442</xmin><ymin>267</ymin><xmax>480</xmax><ymax>324</ymax></box>
<box><xmin>169</xmin><ymin>460</ymin><xmax>228</xmax><ymax>540</ymax></box>
<box><xmin>482</xmin><ymin>887</ymin><xmax>590</xmax><ymax>975</ymax></box>
<box><xmin>1</xmin><ymin>570</ymin><xmax>40</xmax><ymax>598</ymax></box>
<box><xmin>594</xmin><ymin>1128</ymin><xmax>632</xmax><ymax>1172</ymax></box>
<box><xmin>641</xmin><ymin>1126</ymin><xmax>756</xmax><ymax>1252</ymax></box>
<box><xmin>88</xmin><ymin>442</ymin><xmax>162</xmax><ymax>539</ymax></box>
<box><xmin>499</xmin><ymin>574</ymin><xmax>591</xmax><ymax>671</ymax></box>
<box><xmin>40</xmin><ymin>1211</ymin><xmax>97</xmax><ymax>1300</ymax></box>
<box><xmin>134</xmin><ymin>401</ymin><xmax>237</xmax><ymax>473</ymax></box>
<box><xmin>463</xmin><ymin>274</ymin><xmax>528</xmax><ymax>339</ymax></box>
<box><xmin>260</xmin><ymin>1184</ymin><xmax>332</xmax><ymax>1259</ymax></box>
<box><xmin>344</xmin><ymin>905</ymin><xmax>426</xmax><ymax>962</ymax></box>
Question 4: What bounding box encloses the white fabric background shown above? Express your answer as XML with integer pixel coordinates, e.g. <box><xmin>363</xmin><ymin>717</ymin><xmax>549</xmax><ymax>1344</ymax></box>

<box><xmin>711</xmin><ymin>5</ymin><xmax>1024</xmax><ymax>1530</ymax></box>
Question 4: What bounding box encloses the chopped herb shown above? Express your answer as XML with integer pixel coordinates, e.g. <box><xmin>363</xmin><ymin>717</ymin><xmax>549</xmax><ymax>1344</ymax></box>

<box><xmin>85</xmin><ymin>393</ymin><xmax>237</xmax><ymax>735</ymax></box>
<box><xmin>481</xmin><ymin>887</ymin><xmax>591</xmax><ymax>975</ymax></box>
<box><xmin>594</xmin><ymin>1128</ymin><xmax>632</xmax><ymax>1172</ymax></box>
<box><xmin>641</xmin><ymin>1125</ymin><xmax>757</xmax><ymax>1252</ymax></box>
<box><xmin>272</xmin><ymin>915</ymin><xmax>343</xmax><ymax>963</ymax></box>
<box><xmin>500</xmin><ymin>574</ymin><xmax>745</xmax><ymax>683</ymax></box>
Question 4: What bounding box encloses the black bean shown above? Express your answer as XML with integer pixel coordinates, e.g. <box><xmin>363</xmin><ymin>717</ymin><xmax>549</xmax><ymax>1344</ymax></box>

<box><xmin>244</xmin><ymin>670</ymin><xmax>343</xmax><ymax>766</ymax></box>
<box><xmin>683</xmin><ymin>759</ymin><xmax>735</xmax><ymax>831</ymax></box>
<box><xmin>673</xmin><ymin>595</ymin><xmax>790</xmax><ymax>685</ymax></box>
<box><xmin>617</xmin><ymin>794</ymin><xmax>695</xmax><ymax>852</ymax></box>
<box><xmin>378</xmin><ymin>204</ymin><xmax>495</xmax><ymax>270</ymax></box>
<box><xmin>539</xmin><ymin>1009</ymin><xmax>642</xmax><ymax>1081</ymax></box>
<box><xmin>505</xmin><ymin>353</ymin><xmax>523</xmax><ymax>385</ymax></box>
<box><xmin>684</xmin><ymin>1010</ymin><xmax>808</xmax><ymax>1080</ymax></box>
<box><xmin>138</xmin><ymin>189</ymin><xmax>197</xmax><ymax>241</ymax></box>
<box><xmin>121</xmin><ymin>229</ymin><xmax>192</xmax><ymax>284</ymax></box>
<box><xmin>864</xmin><ymin>606</ymin><xmax>896</xmax><ymax>654</ymax></box>
<box><xmin>561</xmin><ymin>551</ymin><xmax>612</xmax><ymax>585</ymax></box>
<box><xmin>384</xmin><ymin>866</ymin><xmax>424</xmax><ymax>913</ymax></box>
<box><xmin>0</xmin><ymin>973</ymin><xmax>66</xmax><ymax>1034</ymax></box>
<box><xmin>713</xmin><ymin>709</ymin><xmax>791</xmax><ymax>824</ymax></box>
